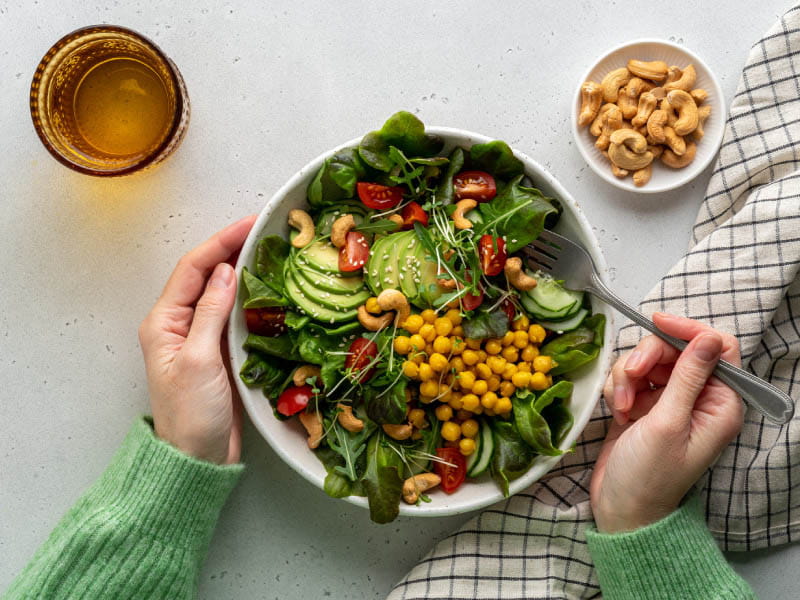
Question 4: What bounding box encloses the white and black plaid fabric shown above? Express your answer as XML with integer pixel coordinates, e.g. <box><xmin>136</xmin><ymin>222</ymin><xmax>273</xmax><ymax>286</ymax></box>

<box><xmin>388</xmin><ymin>6</ymin><xmax>800</xmax><ymax>599</ymax></box>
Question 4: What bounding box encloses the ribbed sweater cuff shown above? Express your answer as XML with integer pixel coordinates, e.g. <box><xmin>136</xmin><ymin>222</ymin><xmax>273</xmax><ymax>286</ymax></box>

<box><xmin>85</xmin><ymin>417</ymin><xmax>244</xmax><ymax>552</ymax></box>
<box><xmin>586</xmin><ymin>496</ymin><xmax>755</xmax><ymax>599</ymax></box>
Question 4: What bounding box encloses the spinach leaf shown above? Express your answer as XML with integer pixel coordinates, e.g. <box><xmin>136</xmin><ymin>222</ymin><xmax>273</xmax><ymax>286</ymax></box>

<box><xmin>463</xmin><ymin>309</ymin><xmax>510</xmax><ymax>340</ymax></box>
<box><xmin>242</xmin><ymin>267</ymin><xmax>287</xmax><ymax>308</ymax></box>
<box><xmin>435</xmin><ymin>147</ymin><xmax>465</xmax><ymax>206</ymax></box>
<box><xmin>478</xmin><ymin>175</ymin><xmax>558</xmax><ymax>253</ymax></box>
<box><xmin>327</xmin><ymin>417</ymin><xmax>376</xmax><ymax>482</ymax></box>
<box><xmin>469</xmin><ymin>140</ymin><xmax>525</xmax><ymax>179</ymax></box>
<box><xmin>239</xmin><ymin>352</ymin><xmax>288</xmax><ymax>389</ymax></box>
<box><xmin>294</xmin><ymin>326</ymin><xmax>347</xmax><ymax>388</ymax></box>
<box><xmin>541</xmin><ymin>399</ymin><xmax>574</xmax><ymax>447</ymax></box>
<box><xmin>362</xmin><ymin>432</ymin><xmax>405</xmax><ymax>523</ymax></box>
<box><xmin>363</xmin><ymin>379</ymin><xmax>408</xmax><ymax>425</ymax></box>
<box><xmin>358</xmin><ymin>111</ymin><xmax>444</xmax><ymax>171</ymax></box>
<box><xmin>307</xmin><ymin>148</ymin><xmax>367</xmax><ymax>208</ymax></box>
<box><xmin>355</xmin><ymin>218</ymin><xmax>401</xmax><ymax>235</ymax></box>
<box><xmin>541</xmin><ymin>314</ymin><xmax>606</xmax><ymax>375</ymax></box>
<box><xmin>490</xmin><ymin>420</ymin><xmax>537</xmax><ymax>497</ymax></box>
<box><xmin>513</xmin><ymin>382</ymin><xmax>573</xmax><ymax>456</ymax></box>
<box><xmin>255</xmin><ymin>235</ymin><xmax>291</xmax><ymax>294</ymax></box>
<box><xmin>284</xmin><ymin>311</ymin><xmax>310</xmax><ymax>330</ymax></box>
<box><xmin>243</xmin><ymin>333</ymin><xmax>301</xmax><ymax>361</ymax></box>
<box><xmin>315</xmin><ymin>446</ymin><xmax>366</xmax><ymax>498</ymax></box>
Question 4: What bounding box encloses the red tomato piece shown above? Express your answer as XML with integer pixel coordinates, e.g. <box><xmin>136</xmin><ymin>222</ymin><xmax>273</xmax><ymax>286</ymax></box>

<box><xmin>500</xmin><ymin>298</ymin><xmax>516</xmax><ymax>322</ymax></box>
<box><xmin>345</xmin><ymin>337</ymin><xmax>379</xmax><ymax>382</ymax></box>
<box><xmin>277</xmin><ymin>385</ymin><xmax>313</xmax><ymax>417</ymax></box>
<box><xmin>453</xmin><ymin>170</ymin><xmax>497</xmax><ymax>203</ymax></box>
<box><xmin>244</xmin><ymin>307</ymin><xmax>287</xmax><ymax>337</ymax></box>
<box><xmin>478</xmin><ymin>234</ymin><xmax>507</xmax><ymax>276</ymax></box>
<box><xmin>461</xmin><ymin>288</ymin><xmax>484</xmax><ymax>312</ymax></box>
<box><xmin>401</xmin><ymin>201</ymin><xmax>429</xmax><ymax>230</ymax></box>
<box><xmin>338</xmin><ymin>231</ymin><xmax>370</xmax><ymax>272</ymax></box>
<box><xmin>434</xmin><ymin>447</ymin><xmax>467</xmax><ymax>493</ymax></box>
<box><xmin>357</xmin><ymin>182</ymin><xmax>404</xmax><ymax>210</ymax></box>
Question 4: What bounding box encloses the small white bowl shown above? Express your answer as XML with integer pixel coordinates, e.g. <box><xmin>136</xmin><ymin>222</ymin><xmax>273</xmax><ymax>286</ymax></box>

<box><xmin>229</xmin><ymin>127</ymin><xmax>614</xmax><ymax>517</ymax></box>
<box><xmin>571</xmin><ymin>39</ymin><xmax>725</xmax><ymax>194</ymax></box>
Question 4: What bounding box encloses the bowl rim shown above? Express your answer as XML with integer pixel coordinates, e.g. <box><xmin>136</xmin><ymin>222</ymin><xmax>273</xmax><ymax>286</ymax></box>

<box><xmin>228</xmin><ymin>125</ymin><xmax>615</xmax><ymax>517</ymax></box>
<box><xmin>570</xmin><ymin>37</ymin><xmax>726</xmax><ymax>194</ymax></box>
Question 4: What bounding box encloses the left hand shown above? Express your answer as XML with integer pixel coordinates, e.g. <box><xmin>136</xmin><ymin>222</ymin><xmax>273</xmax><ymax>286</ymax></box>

<box><xmin>138</xmin><ymin>216</ymin><xmax>256</xmax><ymax>465</ymax></box>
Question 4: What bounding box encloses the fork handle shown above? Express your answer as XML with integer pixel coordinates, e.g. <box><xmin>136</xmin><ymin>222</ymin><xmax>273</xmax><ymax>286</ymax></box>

<box><xmin>588</xmin><ymin>273</ymin><xmax>794</xmax><ymax>424</ymax></box>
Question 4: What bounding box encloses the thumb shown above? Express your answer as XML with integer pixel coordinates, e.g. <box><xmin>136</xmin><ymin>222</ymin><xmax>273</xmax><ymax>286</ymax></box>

<box><xmin>655</xmin><ymin>332</ymin><xmax>723</xmax><ymax>424</ymax></box>
<box><xmin>185</xmin><ymin>263</ymin><xmax>237</xmax><ymax>352</ymax></box>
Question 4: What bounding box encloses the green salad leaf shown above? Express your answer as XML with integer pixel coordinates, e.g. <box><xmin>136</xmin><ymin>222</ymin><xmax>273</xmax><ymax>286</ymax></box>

<box><xmin>242</xmin><ymin>268</ymin><xmax>287</xmax><ymax>308</ymax></box>
<box><xmin>478</xmin><ymin>175</ymin><xmax>559</xmax><ymax>253</ymax></box>
<box><xmin>362</xmin><ymin>433</ymin><xmax>405</xmax><ymax>523</ymax></box>
<box><xmin>243</xmin><ymin>333</ymin><xmax>301</xmax><ymax>362</ymax></box>
<box><xmin>307</xmin><ymin>148</ymin><xmax>367</xmax><ymax>208</ymax></box>
<box><xmin>354</xmin><ymin>218</ymin><xmax>401</xmax><ymax>235</ymax></box>
<box><xmin>358</xmin><ymin>111</ymin><xmax>444</xmax><ymax>172</ymax></box>
<box><xmin>315</xmin><ymin>446</ymin><xmax>366</xmax><ymax>498</ymax></box>
<box><xmin>513</xmin><ymin>381</ymin><xmax>573</xmax><ymax>456</ymax></box>
<box><xmin>255</xmin><ymin>235</ymin><xmax>291</xmax><ymax>295</ymax></box>
<box><xmin>435</xmin><ymin>147</ymin><xmax>465</xmax><ymax>206</ymax></box>
<box><xmin>468</xmin><ymin>140</ymin><xmax>525</xmax><ymax>179</ymax></box>
<box><xmin>541</xmin><ymin>314</ymin><xmax>605</xmax><ymax>375</ymax></box>
<box><xmin>463</xmin><ymin>308</ymin><xmax>510</xmax><ymax>340</ymax></box>
<box><xmin>284</xmin><ymin>311</ymin><xmax>310</xmax><ymax>330</ymax></box>
<box><xmin>295</xmin><ymin>326</ymin><xmax>348</xmax><ymax>389</ymax></box>
<box><xmin>239</xmin><ymin>353</ymin><xmax>288</xmax><ymax>390</ymax></box>
<box><xmin>363</xmin><ymin>379</ymin><xmax>408</xmax><ymax>425</ymax></box>
<box><xmin>327</xmin><ymin>417</ymin><xmax>376</xmax><ymax>482</ymax></box>
<box><xmin>490</xmin><ymin>419</ymin><xmax>537</xmax><ymax>497</ymax></box>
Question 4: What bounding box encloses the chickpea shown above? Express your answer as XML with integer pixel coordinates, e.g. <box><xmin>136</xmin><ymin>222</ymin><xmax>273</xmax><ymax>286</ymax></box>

<box><xmin>499</xmin><ymin>381</ymin><xmax>516</xmax><ymax>397</ymax></box>
<box><xmin>502</xmin><ymin>363</ymin><xmax>518</xmax><ymax>380</ymax></box>
<box><xmin>402</xmin><ymin>361</ymin><xmax>419</xmax><ymax>378</ymax></box>
<box><xmin>429</xmin><ymin>353</ymin><xmax>449</xmax><ymax>372</ymax></box>
<box><xmin>511</xmin><ymin>371</ymin><xmax>532</xmax><ymax>388</ymax></box>
<box><xmin>419</xmin><ymin>323</ymin><xmax>436</xmax><ymax>342</ymax></box>
<box><xmin>408</xmin><ymin>408</ymin><xmax>426</xmax><ymax>428</ymax></box>
<box><xmin>409</xmin><ymin>334</ymin><xmax>426</xmax><ymax>352</ymax></box>
<box><xmin>434</xmin><ymin>317</ymin><xmax>453</xmax><ymax>337</ymax></box>
<box><xmin>485</xmin><ymin>339</ymin><xmax>503</xmax><ymax>355</ymax></box>
<box><xmin>462</xmin><ymin>349</ymin><xmax>480</xmax><ymax>366</ymax></box>
<box><xmin>433</xmin><ymin>336</ymin><xmax>452</xmax><ymax>355</ymax></box>
<box><xmin>421</xmin><ymin>309</ymin><xmax>437</xmax><ymax>324</ymax></box>
<box><xmin>495</xmin><ymin>397</ymin><xmax>513</xmax><ymax>414</ymax></box>
<box><xmin>459</xmin><ymin>438</ymin><xmax>476</xmax><ymax>456</ymax></box>
<box><xmin>445</xmin><ymin>309</ymin><xmax>463</xmax><ymax>325</ymax></box>
<box><xmin>435</xmin><ymin>404</ymin><xmax>453</xmax><ymax>422</ymax></box>
<box><xmin>472</xmin><ymin>379</ymin><xmax>488</xmax><ymax>396</ymax></box>
<box><xmin>394</xmin><ymin>336</ymin><xmax>412</xmax><ymax>355</ymax></box>
<box><xmin>452</xmin><ymin>325</ymin><xmax>465</xmax><ymax>337</ymax></box>
<box><xmin>462</xmin><ymin>393</ymin><xmax>480</xmax><ymax>411</ymax></box>
<box><xmin>530</xmin><ymin>371</ymin><xmax>549</xmax><ymax>391</ymax></box>
<box><xmin>450</xmin><ymin>356</ymin><xmax>466</xmax><ymax>372</ymax></box>
<box><xmin>521</xmin><ymin>345</ymin><xmax>539</xmax><ymax>362</ymax></box>
<box><xmin>487</xmin><ymin>375</ymin><xmax>501</xmax><ymax>392</ymax></box>
<box><xmin>461</xmin><ymin>419</ymin><xmax>479</xmax><ymax>438</ymax></box>
<box><xmin>475</xmin><ymin>362</ymin><xmax>492</xmax><ymax>380</ymax></box>
<box><xmin>528</xmin><ymin>324</ymin><xmax>546</xmax><ymax>344</ymax></box>
<box><xmin>402</xmin><ymin>314</ymin><xmax>424</xmax><ymax>334</ymax></box>
<box><xmin>513</xmin><ymin>330</ymin><xmax>529</xmax><ymax>349</ymax></box>
<box><xmin>480</xmin><ymin>391</ymin><xmax>498</xmax><ymax>409</ymax></box>
<box><xmin>420</xmin><ymin>380</ymin><xmax>439</xmax><ymax>397</ymax></box>
<box><xmin>533</xmin><ymin>355</ymin><xmax>554</xmax><ymax>374</ymax></box>
<box><xmin>466</xmin><ymin>338</ymin><xmax>482</xmax><ymax>350</ymax></box>
<box><xmin>501</xmin><ymin>346</ymin><xmax>519</xmax><ymax>363</ymax></box>
<box><xmin>502</xmin><ymin>331</ymin><xmax>515</xmax><ymax>346</ymax></box>
<box><xmin>458</xmin><ymin>370</ymin><xmax>476</xmax><ymax>390</ymax></box>
<box><xmin>513</xmin><ymin>315</ymin><xmax>529</xmax><ymax>331</ymax></box>
<box><xmin>418</xmin><ymin>362</ymin><xmax>434</xmax><ymax>381</ymax></box>
<box><xmin>441</xmin><ymin>421</ymin><xmax>461</xmax><ymax>442</ymax></box>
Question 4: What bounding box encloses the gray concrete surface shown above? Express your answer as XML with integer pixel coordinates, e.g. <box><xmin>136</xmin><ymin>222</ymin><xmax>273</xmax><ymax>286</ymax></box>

<box><xmin>1</xmin><ymin>1</ymin><xmax>797</xmax><ymax>598</ymax></box>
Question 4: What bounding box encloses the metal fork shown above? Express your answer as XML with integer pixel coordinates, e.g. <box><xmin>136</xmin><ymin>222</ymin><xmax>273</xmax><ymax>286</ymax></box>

<box><xmin>522</xmin><ymin>229</ymin><xmax>794</xmax><ymax>425</ymax></box>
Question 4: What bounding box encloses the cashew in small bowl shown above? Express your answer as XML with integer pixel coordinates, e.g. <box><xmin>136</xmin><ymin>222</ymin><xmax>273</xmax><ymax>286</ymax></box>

<box><xmin>662</xmin><ymin>126</ymin><xmax>686</xmax><ymax>156</ymax></box>
<box><xmin>595</xmin><ymin>105</ymin><xmax>623</xmax><ymax>151</ymax></box>
<box><xmin>452</xmin><ymin>198</ymin><xmax>478</xmax><ymax>230</ymax></box>
<box><xmin>608</xmin><ymin>139</ymin><xmax>653</xmax><ymax>172</ymax></box>
<box><xmin>288</xmin><ymin>209</ymin><xmax>315</xmax><ymax>248</ymax></box>
<box><xmin>298</xmin><ymin>411</ymin><xmax>324</xmax><ymax>449</ymax></box>
<box><xmin>600</xmin><ymin>67</ymin><xmax>631</xmax><ymax>103</ymax></box>
<box><xmin>627</xmin><ymin>59</ymin><xmax>668</xmax><ymax>82</ymax></box>
<box><xmin>632</xmin><ymin>164</ymin><xmax>652</xmax><ymax>187</ymax></box>
<box><xmin>293</xmin><ymin>364</ymin><xmax>321</xmax><ymax>387</ymax></box>
<box><xmin>690</xmin><ymin>88</ymin><xmax>708</xmax><ymax>105</ymax></box>
<box><xmin>646</xmin><ymin>109</ymin><xmax>668</xmax><ymax>144</ymax></box>
<box><xmin>376</xmin><ymin>289</ymin><xmax>411</xmax><ymax>328</ymax></box>
<box><xmin>336</xmin><ymin>403</ymin><xmax>364</xmax><ymax>433</ymax></box>
<box><xmin>666</xmin><ymin>90</ymin><xmax>699</xmax><ymax>136</ymax></box>
<box><xmin>578</xmin><ymin>81</ymin><xmax>603</xmax><ymax>126</ymax></box>
<box><xmin>402</xmin><ymin>473</ymin><xmax>442</xmax><ymax>504</ymax></box>
<box><xmin>610</xmin><ymin>128</ymin><xmax>648</xmax><ymax>154</ymax></box>
<box><xmin>631</xmin><ymin>91</ymin><xmax>657</xmax><ymax>128</ymax></box>
<box><xmin>664</xmin><ymin>64</ymin><xmax>696</xmax><ymax>92</ymax></box>
<box><xmin>662</xmin><ymin>141</ymin><xmax>697</xmax><ymax>168</ymax></box>
<box><xmin>331</xmin><ymin>214</ymin><xmax>356</xmax><ymax>248</ymax></box>
<box><xmin>692</xmin><ymin>105</ymin><xmax>712</xmax><ymax>141</ymax></box>
<box><xmin>589</xmin><ymin>103</ymin><xmax>616</xmax><ymax>137</ymax></box>
<box><xmin>504</xmin><ymin>257</ymin><xmax>537</xmax><ymax>291</ymax></box>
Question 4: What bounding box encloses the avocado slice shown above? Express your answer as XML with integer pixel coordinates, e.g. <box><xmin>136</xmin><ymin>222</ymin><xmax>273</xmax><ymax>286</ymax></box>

<box><xmin>284</xmin><ymin>266</ymin><xmax>357</xmax><ymax>323</ymax></box>
<box><xmin>397</xmin><ymin>232</ymin><xmax>421</xmax><ymax>300</ymax></box>
<box><xmin>296</xmin><ymin>268</ymin><xmax>371</xmax><ymax>311</ymax></box>
<box><xmin>293</xmin><ymin>261</ymin><xmax>364</xmax><ymax>295</ymax></box>
<box><xmin>365</xmin><ymin>234</ymin><xmax>389</xmax><ymax>296</ymax></box>
<box><xmin>297</xmin><ymin>241</ymin><xmax>340</xmax><ymax>274</ymax></box>
<box><xmin>413</xmin><ymin>240</ymin><xmax>445</xmax><ymax>308</ymax></box>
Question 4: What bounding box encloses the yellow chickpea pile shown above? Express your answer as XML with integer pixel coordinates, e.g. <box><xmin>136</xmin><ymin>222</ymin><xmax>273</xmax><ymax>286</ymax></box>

<box><xmin>389</xmin><ymin>308</ymin><xmax>555</xmax><ymax>457</ymax></box>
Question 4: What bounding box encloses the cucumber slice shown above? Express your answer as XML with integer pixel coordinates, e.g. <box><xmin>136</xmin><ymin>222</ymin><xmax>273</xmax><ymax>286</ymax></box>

<box><xmin>466</xmin><ymin>420</ymin><xmax>494</xmax><ymax>478</ymax></box>
<box><xmin>538</xmin><ymin>308</ymin><xmax>589</xmax><ymax>332</ymax></box>
<box><xmin>520</xmin><ymin>293</ymin><xmax>577</xmax><ymax>321</ymax></box>
<box><xmin>526</xmin><ymin>272</ymin><xmax>584</xmax><ymax>313</ymax></box>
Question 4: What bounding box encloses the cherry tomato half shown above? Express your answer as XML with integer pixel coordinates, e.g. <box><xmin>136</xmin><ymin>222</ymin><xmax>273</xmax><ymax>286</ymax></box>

<box><xmin>453</xmin><ymin>170</ymin><xmax>497</xmax><ymax>203</ymax></box>
<box><xmin>461</xmin><ymin>287</ymin><xmax>484</xmax><ymax>312</ymax></box>
<box><xmin>435</xmin><ymin>447</ymin><xmax>467</xmax><ymax>493</ymax></box>
<box><xmin>478</xmin><ymin>234</ymin><xmax>507</xmax><ymax>276</ymax></box>
<box><xmin>338</xmin><ymin>231</ymin><xmax>370</xmax><ymax>272</ymax></box>
<box><xmin>500</xmin><ymin>298</ymin><xmax>516</xmax><ymax>323</ymax></box>
<box><xmin>401</xmin><ymin>201</ymin><xmax>429</xmax><ymax>230</ymax></box>
<box><xmin>357</xmin><ymin>182</ymin><xmax>404</xmax><ymax>210</ymax></box>
<box><xmin>345</xmin><ymin>337</ymin><xmax>378</xmax><ymax>382</ymax></box>
<box><xmin>245</xmin><ymin>307</ymin><xmax>287</xmax><ymax>337</ymax></box>
<box><xmin>277</xmin><ymin>385</ymin><xmax>313</xmax><ymax>417</ymax></box>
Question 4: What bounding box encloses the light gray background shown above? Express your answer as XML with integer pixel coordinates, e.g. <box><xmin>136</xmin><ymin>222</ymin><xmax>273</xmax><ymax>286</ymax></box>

<box><xmin>1</xmin><ymin>1</ymin><xmax>798</xmax><ymax>598</ymax></box>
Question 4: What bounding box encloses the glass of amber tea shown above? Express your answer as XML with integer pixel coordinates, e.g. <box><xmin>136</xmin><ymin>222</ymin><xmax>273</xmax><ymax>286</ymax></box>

<box><xmin>30</xmin><ymin>25</ymin><xmax>190</xmax><ymax>176</ymax></box>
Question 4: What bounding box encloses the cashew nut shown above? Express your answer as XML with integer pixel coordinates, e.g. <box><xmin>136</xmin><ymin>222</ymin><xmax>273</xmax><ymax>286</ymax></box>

<box><xmin>330</xmin><ymin>214</ymin><xmax>355</xmax><ymax>248</ymax></box>
<box><xmin>647</xmin><ymin>144</ymin><xmax>664</xmax><ymax>159</ymax></box>
<box><xmin>690</xmin><ymin>88</ymin><xmax>708</xmax><ymax>105</ymax></box>
<box><xmin>293</xmin><ymin>364</ymin><xmax>321</xmax><ymax>387</ymax></box>
<box><xmin>298</xmin><ymin>411</ymin><xmax>323</xmax><ymax>449</ymax></box>
<box><xmin>504</xmin><ymin>257</ymin><xmax>537</xmax><ymax>291</ymax></box>
<box><xmin>609</xmin><ymin>128</ymin><xmax>648</xmax><ymax>154</ymax></box>
<box><xmin>601</xmin><ymin>67</ymin><xmax>631</xmax><ymax>103</ymax></box>
<box><xmin>616</xmin><ymin>85</ymin><xmax>638</xmax><ymax>120</ymax></box>
<box><xmin>402</xmin><ymin>473</ymin><xmax>442</xmax><ymax>504</ymax></box>
<box><xmin>357</xmin><ymin>304</ymin><xmax>393</xmax><ymax>331</ymax></box>
<box><xmin>631</xmin><ymin>91</ymin><xmax>657</xmax><ymax>128</ymax></box>
<box><xmin>383</xmin><ymin>422</ymin><xmax>413</xmax><ymax>440</ymax></box>
<box><xmin>608</xmin><ymin>142</ymin><xmax>653</xmax><ymax>171</ymax></box>
<box><xmin>589</xmin><ymin>103</ymin><xmax>616</xmax><ymax>137</ymax></box>
<box><xmin>646</xmin><ymin>109</ymin><xmax>668</xmax><ymax>144</ymax></box>
<box><xmin>452</xmin><ymin>198</ymin><xmax>478</xmax><ymax>230</ymax></box>
<box><xmin>663</xmin><ymin>126</ymin><xmax>686</xmax><ymax>156</ymax></box>
<box><xmin>609</xmin><ymin>160</ymin><xmax>629</xmax><ymax>178</ymax></box>
<box><xmin>691</xmin><ymin>105</ymin><xmax>712</xmax><ymax>141</ymax></box>
<box><xmin>376</xmin><ymin>289</ymin><xmax>411</xmax><ymax>328</ymax></box>
<box><xmin>632</xmin><ymin>164</ymin><xmax>652</xmax><ymax>187</ymax></box>
<box><xmin>336</xmin><ymin>403</ymin><xmax>364</xmax><ymax>433</ymax></box>
<box><xmin>437</xmin><ymin>276</ymin><xmax>457</xmax><ymax>290</ymax></box>
<box><xmin>388</xmin><ymin>214</ymin><xmax>404</xmax><ymax>226</ymax></box>
<box><xmin>578</xmin><ymin>81</ymin><xmax>603</xmax><ymax>127</ymax></box>
<box><xmin>627</xmin><ymin>59</ymin><xmax>668</xmax><ymax>82</ymax></box>
<box><xmin>664</xmin><ymin>64</ymin><xmax>696</xmax><ymax>92</ymax></box>
<box><xmin>666</xmin><ymin>90</ymin><xmax>699</xmax><ymax>136</ymax></box>
<box><xmin>288</xmin><ymin>209</ymin><xmax>315</xmax><ymax>248</ymax></box>
<box><xmin>595</xmin><ymin>105</ymin><xmax>623</xmax><ymax>151</ymax></box>
<box><xmin>662</xmin><ymin>141</ymin><xmax>697</xmax><ymax>168</ymax></box>
<box><xmin>665</xmin><ymin>65</ymin><xmax>682</xmax><ymax>86</ymax></box>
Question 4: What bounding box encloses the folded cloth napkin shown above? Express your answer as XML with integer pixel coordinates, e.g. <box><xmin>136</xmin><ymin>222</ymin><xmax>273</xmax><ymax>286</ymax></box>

<box><xmin>387</xmin><ymin>6</ymin><xmax>800</xmax><ymax>599</ymax></box>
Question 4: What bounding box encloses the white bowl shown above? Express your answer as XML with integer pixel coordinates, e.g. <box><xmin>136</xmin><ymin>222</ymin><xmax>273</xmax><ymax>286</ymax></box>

<box><xmin>571</xmin><ymin>39</ymin><xmax>725</xmax><ymax>194</ymax></box>
<box><xmin>229</xmin><ymin>127</ymin><xmax>615</xmax><ymax>517</ymax></box>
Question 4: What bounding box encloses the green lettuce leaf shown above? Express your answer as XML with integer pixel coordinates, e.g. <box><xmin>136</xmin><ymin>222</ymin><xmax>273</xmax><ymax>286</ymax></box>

<box><xmin>490</xmin><ymin>419</ymin><xmax>537</xmax><ymax>497</ymax></box>
<box><xmin>463</xmin><ymin>309</ymin><xmax>510</xmax><ymax>340</ymax></box>
<box><xmin>363</xmin><ymin>379</ymin><xmax>408</xmax><ymax>425</ymax></box>
<box><xmin>362</xmin><ymin>433</ymin><xmax>405</xmax><ymax>524</ymax></box>
<box><xmin>242</xmin><ymin>267</ymin><xmax>287</xmax><ymax>308</ymax></box>
<box><xmin>513</xmin><ymin>381</ymin><xmax>573</xmax><ymax>456</ymax></box>
<box><xmin>243</xmin><ymin>333</ymin><xmax>301</xmax><ymax>362</ymax></box>
<box><xmin>358</xmin><ymin>111</ymin><xmax>444</xmax><ymax>171</ymax></box>
<box><xmin>307</xmin><ymin>148</ymin><xmax>367</xmax><ymax>208</ymax></box>
<box><xmin>255</xmin><ymin>235</ymin><xmax>291</xmax><ymax>295</ymax></box>
<box><xmin>540</xmin><ymin>314</ymin><xmax>605</xmax><ymax>375</ymax></box>
<box><xmin>435</xmin><ymin>147</ymin><xmax>465</xmax><ymax>206</ymax></box>
<box><xmin>315</xmin><ymin>446</ymin><xmax>366</xmax><ymax>498</ymax></box>
<box><xmin>468</xmin><ymin>140</ymin><xmax>525</xmax><ymax>179</ymax></box>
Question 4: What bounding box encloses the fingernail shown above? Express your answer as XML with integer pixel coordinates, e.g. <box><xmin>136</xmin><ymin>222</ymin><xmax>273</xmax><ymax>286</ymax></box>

<box><xmin>210</xmin><ymin>264</ymin><xmax>234</xmax><ymax>289</ymax></box>
<box><xmin>614</xmin><ymin>385</ymin><xmax>628</xmax><ymax>411</ymax></box>
<box><xmin>694</xmin><ymin>333</ymin><xmax>722</xmax><ymax>362</ymax></box>
<box><xmin>624</xmin><ymin>351</ymin><xmax>643</xmax><ymax>372</ymax></box>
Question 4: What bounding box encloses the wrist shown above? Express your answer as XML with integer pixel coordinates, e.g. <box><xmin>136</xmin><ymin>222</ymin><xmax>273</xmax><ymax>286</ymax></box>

<box><xmin>592</xmin><ymin>496</ymin><xmax>678</xmax><ymax>534</ymax></box>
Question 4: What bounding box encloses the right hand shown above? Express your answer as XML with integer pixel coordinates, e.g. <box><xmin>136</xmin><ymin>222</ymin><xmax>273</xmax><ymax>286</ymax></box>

<box><xmin>589</xmin><ymin>313</ymin><xmax>745</xmax><ymax>533</ymax></box>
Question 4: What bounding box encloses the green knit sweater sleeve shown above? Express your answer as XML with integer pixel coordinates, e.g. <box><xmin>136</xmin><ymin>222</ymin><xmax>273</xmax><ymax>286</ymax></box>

<box><xmin>586</xmin><ymin>495</ymin><xmax>757</xmax><ymax>599</ymax></box>
<box><xmin>2</xmin><ymin>418</ymin><xmax>243</xmax><ymax>600</ymax></box>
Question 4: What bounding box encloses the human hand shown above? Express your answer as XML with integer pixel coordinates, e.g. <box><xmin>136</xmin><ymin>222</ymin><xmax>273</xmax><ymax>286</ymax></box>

<box><xmin>138</xmin><ymin>216</ymin><xmax>256</xmax><ymax>465</ymax></box>
<box><xmin>589</xmin><ymin>313</ymin><xmax>745</xmax><ymax>533</ymax></box>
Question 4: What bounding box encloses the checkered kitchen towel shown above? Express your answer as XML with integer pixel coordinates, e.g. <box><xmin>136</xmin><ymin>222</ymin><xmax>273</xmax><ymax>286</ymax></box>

<box><xmin>388</xmin><ymin>6</ymin><xmax>800</xmax><ymax>599</ymax></box>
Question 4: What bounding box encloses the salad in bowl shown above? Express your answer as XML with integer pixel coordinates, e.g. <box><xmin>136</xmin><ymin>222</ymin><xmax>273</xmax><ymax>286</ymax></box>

<box><xmin>233</xmin><ymin>112</ymin><xmax>609</xmax><ymax>523</ymax></box>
